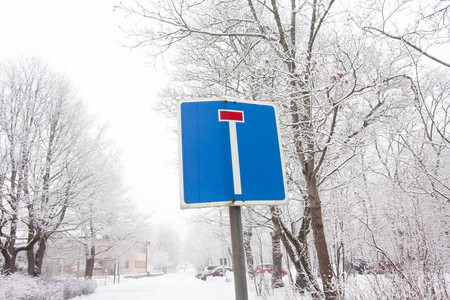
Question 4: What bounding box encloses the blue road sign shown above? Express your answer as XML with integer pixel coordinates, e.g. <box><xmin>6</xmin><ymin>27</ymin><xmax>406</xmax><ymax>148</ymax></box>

<box><xmin>178</xmin><ymin>98</ymin><xmax>288</xmax><ymax>209</ymax></box>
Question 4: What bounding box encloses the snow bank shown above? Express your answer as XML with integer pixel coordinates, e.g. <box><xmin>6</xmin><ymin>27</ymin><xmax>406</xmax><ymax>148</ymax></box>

<box><xmin>0</xmin><ymin>274</ymin><xmax>97</xmax><ymax>300</ymax></box>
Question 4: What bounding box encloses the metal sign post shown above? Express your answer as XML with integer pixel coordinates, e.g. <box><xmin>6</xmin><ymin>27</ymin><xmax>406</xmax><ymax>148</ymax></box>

<box><xmin>229</xmin><ymin>206</ymin><xmax>248</xmax><ymax>300</ymax></box>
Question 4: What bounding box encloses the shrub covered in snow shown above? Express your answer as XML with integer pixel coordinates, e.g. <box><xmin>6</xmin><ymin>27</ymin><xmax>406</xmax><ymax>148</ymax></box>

<box><xmin>0</xmin><ymin>274</ymin><xmax>97</xmax><ymax>299</ymax></box>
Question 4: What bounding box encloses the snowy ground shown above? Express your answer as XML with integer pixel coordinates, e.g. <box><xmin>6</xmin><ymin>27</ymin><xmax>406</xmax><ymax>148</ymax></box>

<box><xmin>79</xmin><ymin>271</ymin><xmax>297</xmax><ymax>300</ymax></box>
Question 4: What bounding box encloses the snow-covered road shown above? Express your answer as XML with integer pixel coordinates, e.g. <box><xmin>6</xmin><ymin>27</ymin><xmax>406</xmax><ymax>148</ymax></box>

<box><xmin>80</xmin><ymin>272</ymin><xmax>240</xmax><ymax>300</ymax></box>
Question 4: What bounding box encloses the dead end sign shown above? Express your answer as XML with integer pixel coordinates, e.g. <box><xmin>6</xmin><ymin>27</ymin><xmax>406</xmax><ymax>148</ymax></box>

<box><xmin>178</xmin><ymin>98</ymin><xmax>288</xmax><ymax>209</ymax></box>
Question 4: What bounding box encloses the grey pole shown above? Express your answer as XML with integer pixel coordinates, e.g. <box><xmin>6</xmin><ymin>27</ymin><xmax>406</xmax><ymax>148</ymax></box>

<box><xmin>229</xmin><ymin>206</ymin><xmax>249</xmax><ymax>300</ymax></box>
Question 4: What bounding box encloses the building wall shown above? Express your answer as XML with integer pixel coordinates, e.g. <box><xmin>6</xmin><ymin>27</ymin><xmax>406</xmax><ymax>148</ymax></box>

<box><xmin>93</xmin><ymin>245</ymin><xmax>149</xmax><ymax>276</ymax></box>
<box><xmin>43</xmin><ymin>240</ymin><xmax>150</xmax><ymax>278</ymax></box>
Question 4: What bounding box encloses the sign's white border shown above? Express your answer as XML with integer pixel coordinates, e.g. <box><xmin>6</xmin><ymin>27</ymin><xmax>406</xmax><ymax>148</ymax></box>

<box><xmin>178</xmin><ymin>97</ymin><xmax>289</xmax><ymax>209</ymax></box>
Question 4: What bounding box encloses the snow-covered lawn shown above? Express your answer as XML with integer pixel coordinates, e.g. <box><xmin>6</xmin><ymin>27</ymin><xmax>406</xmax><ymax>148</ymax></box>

<box><xmin>80</xmin><ymin>271</ymin><xmax>296</xmax><ymax>300</ymax></box>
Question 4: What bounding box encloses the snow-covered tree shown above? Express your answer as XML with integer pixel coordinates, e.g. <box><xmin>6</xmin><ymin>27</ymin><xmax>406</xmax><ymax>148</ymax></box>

<box><xmin>0</xmin><ymin>57</ymin><xmax>89</xmax><ymax>274</ymax></box>
<box><xmin>0</xmin><ymin>57</ymin><xmax>149</xmax><ymax>278</ymax></box>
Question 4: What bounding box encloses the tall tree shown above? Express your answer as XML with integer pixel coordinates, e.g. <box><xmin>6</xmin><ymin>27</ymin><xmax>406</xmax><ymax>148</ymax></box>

<box><xmin>0</xmin><ymin>58</ymin><xmax>56</xmax><ymax>274</ymax></box>
<box><xmin>29</xmin><ymin>73</ymin><xmax>95</xmax><ymax>276</ymax></box>
<box><xmin>0</xmin><ymin>57</ymin><xmax>131</xmax><ymax>276</ymax></box>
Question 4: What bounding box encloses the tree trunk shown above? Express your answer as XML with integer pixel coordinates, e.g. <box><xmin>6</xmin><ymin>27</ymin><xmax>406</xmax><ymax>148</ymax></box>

<box><xmin>27</xmin><ymin>247</ymin><xmax>35</xmax><ymax>275</ymax></box>
<box><xmin>270</xmin><ymin>206</ymin><xmax>321</xmax><ymax>296</ymax></box>
<box><xmin>1</xmin><ymin>246</ymin><xmax>17</xmax><ymax>275</ymax></box>
<box><xmin>306</xmin><ymin>176</ymin><xmax>336</xmax><ymax>299</ymax></box>
<box><xmin>26</xmin><ymin>221</ymin><xmax>40</xmax><ymax>276</ymax></box>
<box><xmin>271</xmin><ymin>231</ymin><xmax>284</xmax><ymax>288</ymax></box>
<box><xmin>243</xmin><ymin>227</ymin><xmax>255</xmax><ymax>277</ymax></box>
<box><xmin>85</xmin><ymin>245</ymin><xmax>95</xmax><ymax>278</ymax></box>
<box><xmin>291</xmin><ymin>97</ymin><xmax>337</xmax><ymax>298</ymax></box>
<box><xmin>1</xmin><ymin>249</ymin><xmax>13</xmax><ymax>275</ymax></box>
<box><xmin>34</xmin><ymin>237</ymin><xmax>47</xmax><ymax>275</ymax></box>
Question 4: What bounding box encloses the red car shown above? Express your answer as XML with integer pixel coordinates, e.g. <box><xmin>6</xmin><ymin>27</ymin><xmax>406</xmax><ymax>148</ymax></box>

<box><xmin>255</xmin><ymin>263</ymin><xmax>288</xmax><ymax>276</ymax></box>
<box><xmin>201</xmin><ymin>266</ymin><xmax>233</xmax><ymax>280</ymax></box>
<box><xmin>199</xmin><ymin>265</ymin><xmax>219</xmax><ymax>279</ymax></box>
<box><xmin>370</xmin><ymin>260</ymin><xmax>398</xmax><ymax>274</ymax></box>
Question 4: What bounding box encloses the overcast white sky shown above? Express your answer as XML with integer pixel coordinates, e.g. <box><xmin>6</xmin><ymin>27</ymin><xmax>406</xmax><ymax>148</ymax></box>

<box><xmin>0</xmin><ymin>1</ymin><xmax>186</xmax><ymax>232</ymax></box>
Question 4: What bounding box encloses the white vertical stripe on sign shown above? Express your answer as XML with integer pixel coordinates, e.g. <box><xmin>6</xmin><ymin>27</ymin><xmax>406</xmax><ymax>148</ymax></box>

<box><xmin>228</xmin><ymin>121</ymin><xmax>242</xmax><ymax>195</ymax></box>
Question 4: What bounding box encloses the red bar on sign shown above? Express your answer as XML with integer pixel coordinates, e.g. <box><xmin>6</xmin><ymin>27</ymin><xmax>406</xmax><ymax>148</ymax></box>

<box><xmin>219</xmin><ymin>110</ymin><xmax>244</xmax><ymax>122</ymax></box>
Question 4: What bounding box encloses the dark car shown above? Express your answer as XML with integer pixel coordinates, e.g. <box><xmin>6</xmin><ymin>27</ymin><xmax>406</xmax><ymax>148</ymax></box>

<box><xmin>201</xmin><ymin>266</ymin><xmax>232</xmax><ymax>280</ymax></box>
<box><xmin>351</xmin><ymin>259</ymin><xmax>369</xmax><ymax>275</ymax></box>
<box><xmin>254</xmin><ymin>263</ymin><xmax>288</xmax><ymax>276</ymax></box>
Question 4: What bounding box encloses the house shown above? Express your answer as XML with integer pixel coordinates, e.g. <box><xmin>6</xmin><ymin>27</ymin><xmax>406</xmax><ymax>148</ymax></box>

<box><xmin>42</xmin><ymin>239</ymin><xmax>150</xmax><ymax>278</ymax></box>
<box><xmin>93</xmin><ymin>243</ymin><xmax>150</xmax><ymax>277</ymax></box>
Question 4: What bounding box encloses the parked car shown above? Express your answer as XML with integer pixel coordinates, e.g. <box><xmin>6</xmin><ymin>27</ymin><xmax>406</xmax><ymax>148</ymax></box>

<box><xmin>200</xmin><ymin>265</ymin><xmax>219</xmax><ymax>278</ymax></box>
<box><xmin>350</xmin><ymin>259</ymin><xmax>369</xmax><ymax>275</ymax></box>
<box><xmin>254</xmin><ymin>263</ymin><xmax>288</xmax><ymax>276</ymax></box>
<box><xmin>201</xmin><ymin>266</ymin><xmax>233</xmax><ymax>280</ymax></box>
<box><xmin>369</xmin><ymin>260</ymin><xmax>398</xmax><ymax>274</ymax></box>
